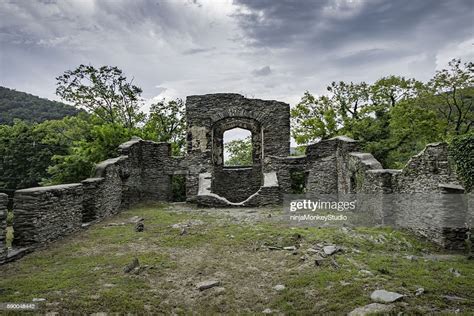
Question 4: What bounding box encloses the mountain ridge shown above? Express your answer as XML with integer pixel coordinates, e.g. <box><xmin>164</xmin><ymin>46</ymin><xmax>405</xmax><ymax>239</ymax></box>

<box><xmin>0</xmin><ymin>86</ymin><xmax>79</xmax><ymax>124</ymax></box>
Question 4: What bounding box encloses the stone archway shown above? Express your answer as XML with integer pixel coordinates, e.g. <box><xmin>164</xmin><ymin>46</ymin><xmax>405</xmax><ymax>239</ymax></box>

<box><xmin>210</xmin><ymin>117</ymin><xmax>263</xmax><ymax>203</ymax></box>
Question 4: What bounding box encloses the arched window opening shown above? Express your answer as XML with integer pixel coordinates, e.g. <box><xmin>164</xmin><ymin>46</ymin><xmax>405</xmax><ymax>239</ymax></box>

<box><xmin>223</xmin><ymin>128</ymin><xmax>252</xmax><ymax>166</ymax></box>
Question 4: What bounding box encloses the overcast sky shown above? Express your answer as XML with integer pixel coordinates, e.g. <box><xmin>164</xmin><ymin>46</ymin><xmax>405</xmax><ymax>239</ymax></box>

<box><xmin>1</xmin><ymin>0</ymin><xmax>473</xmax><ymax>112</ymax></box>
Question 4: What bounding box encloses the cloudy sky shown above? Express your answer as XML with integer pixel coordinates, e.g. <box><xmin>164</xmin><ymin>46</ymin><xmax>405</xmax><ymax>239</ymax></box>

<box><xmin>0</xmin><ymin>0</ymin><xmax>473</xmax><ymax>112</ymax></box>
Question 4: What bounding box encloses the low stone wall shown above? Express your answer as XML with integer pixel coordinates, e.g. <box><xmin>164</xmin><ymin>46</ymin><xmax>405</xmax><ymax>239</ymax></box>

<box><xmin>355</xmin><ymin>142</ymin><xmax>471</xmax><ymax>249</ymax></box>
<box><xmin>81</xmin><ymin>156</ymin><xmax>128</xmax><ymax>221</ymax></box>
<box><xmin>4</xmin><ymin>133</ymin><xmax>471</xmax><ymax>263</ymax></box>
<box><xmin>6</xmin><ymin>137</ymin><xmax>177</xmax><ymax>261</ymax></box>
<box><xmin>13</xmin><ymin>184</ymin><xmax>84</xmax><ymax>247</ymax></box>
<box><xmin>212</xmin><ymin>167</ymin><xmax>262</xmax><ymax>203</ymax></box>
<box><xmin>0</xmin><ymin>193</ymin><xmax>8</xmax><ymax>263</ymax></box>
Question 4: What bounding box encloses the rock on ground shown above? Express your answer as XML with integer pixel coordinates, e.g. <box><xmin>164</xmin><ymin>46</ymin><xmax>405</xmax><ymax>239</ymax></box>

<box><xmin>273</xmin><ymin>284</ymin><xmax>285</xmax><ymax>291</ymax></box>
<box><xmin>196</xmin><ymin>280</ymin><xmax>220</xmax><ymax>291</ymax></box>
<box><xmin>128</xmin><ymin>216</ymin><xmax>144</xmax><ymax>223</ymax></box>
<box><xmin>123</xmin><ymin>258</ymin><xmax>139</xmax><ymax>273</ymax></box>
<box><xmin>348</xmin><ymin>303</ymin><xmax>394</xmax><ymax>316</ymax></box>
<box><xmin>370</xmin><ymin>289</ymin><xmax>404</xmax><ymax>303</ymax></box>
<box><xmin>135</xmin><ymin>222</ymin><xmax>144</xmax><ymax>232</ymax></box>
<box><xmin>323</xmin><ymin>245</ymin><xmax>338</xmax><ymax>255</ymax></box>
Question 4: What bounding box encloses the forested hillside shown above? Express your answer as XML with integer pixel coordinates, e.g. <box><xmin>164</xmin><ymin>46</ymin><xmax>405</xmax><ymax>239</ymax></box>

<box><xmin>0</xmin><ymin>86</ymin><xmax>79</xmax><ymax>124</ymax></box>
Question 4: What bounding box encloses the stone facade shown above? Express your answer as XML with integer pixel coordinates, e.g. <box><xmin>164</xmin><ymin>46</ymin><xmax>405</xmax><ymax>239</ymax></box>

<box><xmin>357</xmin><ymin>143</ymin><xmax>472</xmax><ymax>249</ymax></box>
<box><xmin>1</xmin><ymin>93</ymin><xmax>471</xmax><ymax>264</ymax></box>
<box><xmin>0</xmin><ymin>193</ymin><xmax>7</xmax><ymax>263</ymax></box>
<box><xmin>8</xmin><ymin>138</ymin><xmax>178</xmax><ymax>252</ymax></box>
<box><xmin>13</xmin><ymin>184</ymin><xmax>84</xmax><ymax>247</ymax></box>
<box><xmin>185</xmin><ymin>93</ymin><xmax>290</xmax><ymax>206</ymax></box>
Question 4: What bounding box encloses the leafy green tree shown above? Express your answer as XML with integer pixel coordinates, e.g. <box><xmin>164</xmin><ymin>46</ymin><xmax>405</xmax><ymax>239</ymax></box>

<box><xmin>45</xmin><ymin>122</ymin><xmax>143</xmax><ymax>185</ymax></box>
<box><xmin>0</xmin><ymin>120</ymin><xmax>70</xmax><ymax>189</ymax></box>
<box><xmin>56</xmin><ymin>65</ymin><xmax>145</xmax><ymax>128</ymax></box>
<box><xmin>327</xmin><ymin>81</ymin><xmax>370</xmax><ymax>125</ymax></box>
<box><xmin>426</xmin><ymin>58</ymin><xmax>473</xmax><ymax>136</ymax></box>
<box><xmin>384</xmin><ymin>99</ymin><xmax>443</xmax><ymax>168</ymax></box>
<box><xmin>291</xmin><ymin>59</ymin><xmax>474</xmax><ymax>168</ymax></box>
<box><xmin>291</xmin><ymin>76</ymin><xmax>425</xmax><ymax>166</ymax></box>
<box><xmin>143</xmin><ymin>99</ymin><xmax>186</xmax><ymax>155</ymax></box>
<box><xmin>291</xmin><ymin>92</ymin><xmax>338</xmax><ymax>142</ymax></box>
<box><xmin>225</xmin><ymin>136</ymin><xmax>252</xmax><ymax>166</ymax></box>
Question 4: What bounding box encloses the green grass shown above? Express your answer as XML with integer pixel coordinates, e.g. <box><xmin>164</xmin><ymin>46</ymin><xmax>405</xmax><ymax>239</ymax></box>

<box><xmin>0</xmin><ymin>203</ymin><xmax>472</xmax><ymax>314</ymax></box>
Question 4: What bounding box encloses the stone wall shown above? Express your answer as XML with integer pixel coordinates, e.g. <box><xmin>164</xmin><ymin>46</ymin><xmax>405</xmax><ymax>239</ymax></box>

<box><xmin>355</xmin><ymin>142</ymin><xmax>471</xmax><ymax>249</ymax></box>
<box><xmin>390</xmin><ymin>144</ymin><xmax>469</xmax><ymax>249</ymax></box>
<box><xmin>7</xmin><ymin>137</ymin><xmax>178</xmax><ymax>259</ymax></box>
<box><xmin>212</xmin><ymin>167</ymin><xmax>262</xmax><ymax>203</ymax></box>
<box><xmin>0</xmin><ymin>193</ymin><xmax>7</xmax><ymax>263</ymax></box>
<box><xmin>13</xmin><ymin>184</ymin><xmax>84</xmax><ymax>247</ymax></box>
<box><xmin>3</xmin><ymin>93</ymin><xmax>472</xmax><ymax>263</ymax></box>
<box><xmin>185</xmin><ymin>94</ymin><xmax>290</xmax><ymax>204</ymax></box>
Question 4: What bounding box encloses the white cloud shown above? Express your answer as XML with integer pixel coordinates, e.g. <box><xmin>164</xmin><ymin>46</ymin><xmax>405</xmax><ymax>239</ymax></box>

<box><xmin>435</xmin><ymin>38</ymin><xmax>474</xmax><ymax>70</ymax></box>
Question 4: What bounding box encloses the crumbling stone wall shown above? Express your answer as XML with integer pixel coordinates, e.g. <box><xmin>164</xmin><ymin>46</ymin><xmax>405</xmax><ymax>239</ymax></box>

<box><xmin>305</xmin><ymin>136</ymin><xmax>361</xmax><ymax>195</ymax></box>
<box><xmin>212</xmin><ymin>168</ymin><xmax>262</xmax><ymax>203</ymax></box>
<box><xmin>393</xmin><ymin>143</ymin><xmax>459</xmax><ymax>192</ymax></box>
<box><xmin>186</xmin><ymin>94</ymin><xmax>289</xmax><ymax>205</ymax></box>
<box><xmin>4</xmin><ymin>93</ymin><xmax>472</xmax><ymax>264</ymax></box>
<box><xmin>355</xmin><ymin>142</ymin><xmax>471</xmax><ymax>249</ymax></box>
<box><xmin>13</xmin><ymin>184</ymin><xmax>84</xmax><ymax>247</ymax></box>
<box><xmin>391</xmin><ymin>144</ymin><xmax>469</xmax><ymax>249</ymax></box>
<box><xmin>0</xmin><ymin>193</ymin><xmax>7</xmax><ymax>263</ymax></box>
<box><xmin>8</xmin><ymin>138</ymin><xmax>178</xmax><ymax>255</ymax></box>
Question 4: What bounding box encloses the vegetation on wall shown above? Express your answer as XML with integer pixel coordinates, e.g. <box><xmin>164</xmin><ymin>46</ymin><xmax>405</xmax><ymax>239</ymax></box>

<box><xmin>449</xmin><ymin>132</ymin><xmax>474</xmax><ymax>192</ymax></box>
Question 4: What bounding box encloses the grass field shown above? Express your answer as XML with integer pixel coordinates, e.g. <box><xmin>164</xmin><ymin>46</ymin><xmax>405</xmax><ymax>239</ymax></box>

<box><xmin>0</xmin><ymin>203</ymin><xmax>473</xmax><ymax>314</ymax></box>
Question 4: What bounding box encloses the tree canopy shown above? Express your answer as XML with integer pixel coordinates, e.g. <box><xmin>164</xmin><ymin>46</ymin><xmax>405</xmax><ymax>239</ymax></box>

<box><xmin>56</xmin><ymin>65</ymin><xmax>145</xmax><ymax>128</ymax></box>
<box><xmin>225</xmin><ymin>136</ymin><xmax>253</xmax><ymax>166</ymax></box>
<box><xmin>291</xmin><ymin>58</ymin><xmax>473</xmax><ymax>168</ymax></box>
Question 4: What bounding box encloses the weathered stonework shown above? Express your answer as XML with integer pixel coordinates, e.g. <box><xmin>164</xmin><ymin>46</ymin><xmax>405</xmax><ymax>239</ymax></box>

<box><xmin>0</xmin><ymin>193</ymin><xmax>7</xmax><ymax>263</ymax></box>
<box><xmin>13</xmin><ymin>184</ymin><xmax>84</xmax><ymax>247</ymax></box>
<box><xmin>185</xmin><ymin>93</ymin><xmax>290</xmax><ymax>205</ymax></box>
<box><xmin>2</xmin><ymin>93</ymin><xmax>471</xmax><ymax>265</ymax></box>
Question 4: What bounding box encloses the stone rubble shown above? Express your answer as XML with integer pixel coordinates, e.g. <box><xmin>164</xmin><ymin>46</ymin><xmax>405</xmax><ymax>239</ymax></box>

<box><xmin>196</xmin><ymin>280</ymin><xmax>220</xmax><ymax>291</ymax></box>
<box><xmin>370</xmin><ymin>289</ymin><xmax>404</xmax><ymax>303</ymax></box>
<box><xmin>348</xmin><ymin>303</ymin><xmax>394</xmax><ymax>316</ymax></box>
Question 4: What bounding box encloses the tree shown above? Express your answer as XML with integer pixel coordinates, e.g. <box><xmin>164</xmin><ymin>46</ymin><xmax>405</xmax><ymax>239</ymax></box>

<box><xmin>45</xmin><ymin>121</ymin><xmax>143</xmax><ymax>185</ymax></box>
<box><xmin>225</xmin><ymin>136</ymin><xmax>252</xmax><ymax>166</ymax></box>
<box><xmin>0</xmin><ymin>120</ymin><xmax>71</xmax><ymax>189</ymax></box>
<box><xmin>143</xmin><ymin>99</ymin><xmax>186</xmax><ymax>155</ymax></box>
<box><xmin>327</xmin><ymin>81</ymin><xmax>370</xmax><ymax>123</ymax></box>
<box><xmin>290</xmin><ymin>71</ymin><xmax>464</xmax><ymax>168</ymax></box>
<box><xmin>426</xmin><ymin>59</ymin><xmax>473</xmax><ymax>136</ymax></box>
<box><xmin>291</xmin><ymin>92</ymin><xmax>338</xmax><ymax>143</ymax></box>
<box><xmin>56</xmin><ymin>65</ymin><xmax>145</xmax><ymax>128</ymax></box>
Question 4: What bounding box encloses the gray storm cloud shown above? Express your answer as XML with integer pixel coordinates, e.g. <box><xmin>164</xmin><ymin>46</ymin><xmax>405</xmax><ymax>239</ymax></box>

<box><xmin>0</xmin><ymin>0</ymin><xmax>472</xmax><ymax>107</ymax></box>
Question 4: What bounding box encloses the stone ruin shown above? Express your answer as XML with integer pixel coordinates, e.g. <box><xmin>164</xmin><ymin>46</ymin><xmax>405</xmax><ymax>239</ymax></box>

<box><xmin>0</xmin><ymin>93</ymin><xmax>472</xmax><ymax>264</ymax></box>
